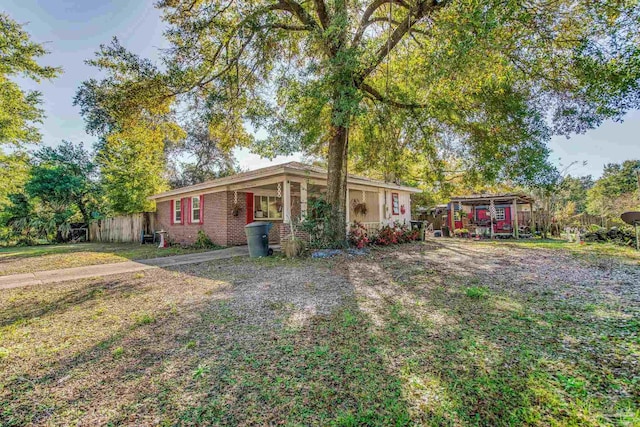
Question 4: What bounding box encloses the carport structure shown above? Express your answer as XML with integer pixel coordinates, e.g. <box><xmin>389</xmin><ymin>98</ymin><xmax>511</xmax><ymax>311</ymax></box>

<box><xmin>447</xmin><ymin>193</ymin><xmax>535</xmax><ymax>238</ymax></box>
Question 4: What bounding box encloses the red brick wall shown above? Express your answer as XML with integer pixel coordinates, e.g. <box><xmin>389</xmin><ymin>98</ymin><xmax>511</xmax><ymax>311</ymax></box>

<box><xmin>268</xmin><ymin>222</ymin><xmax>281</xmax><ymax>244</ymax></box>
<box><xmin>279</xmin><ymin>223</ymin><xmax>309</xmax><ymax>244</ymax></box>
<box><xmin>226</xmin><ymin>191</ymin><xmax>249</xmax><ymax>245</ymax></box>
<box><xmin>155</xmin><ymin>191</ymin><xmax>284</xmax><ymax>246</ymax></box>
<box><xmin>156</xmin><ymin>192</ymin><xmax>230</xmax><ymax>246</ymax></box>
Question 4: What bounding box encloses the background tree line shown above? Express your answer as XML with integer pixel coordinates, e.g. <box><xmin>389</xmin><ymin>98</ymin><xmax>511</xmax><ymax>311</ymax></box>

<box><xmin>414</xmin><ymin>159</ymin><xmax>640</xmax><ymax>238</ymax></box>
<box><xmin>0</xmin><ymin>13</ymin><xmax>236</xmax><ymax>244</ymax></box>
<box><xmin>525</xmin><ymin>160</ymin><xmax>640</xmax><ymax>238</ymax></box>
<box><xmin>2</xmin><ymin>0</ymin><xmax>640</xmax><ymax>247</ymax></box>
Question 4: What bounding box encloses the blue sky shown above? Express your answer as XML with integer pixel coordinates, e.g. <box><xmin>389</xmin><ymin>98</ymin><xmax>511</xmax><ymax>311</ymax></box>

<box><xmin>4</xmin><ymin>0</ymin><xmax>639</xmax><ymax>177</ymax></box>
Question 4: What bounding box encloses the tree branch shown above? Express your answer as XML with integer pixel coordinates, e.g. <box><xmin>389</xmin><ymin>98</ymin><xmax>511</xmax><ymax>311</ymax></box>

<box><xmin>313</xmin><ymin>0</ymin><xmax>330</xmax><ymax>29</ymax></box>
<box><xmin>280</xmin><ymin>0</ymin><xmax>321</xmax><ymax>32</ymax></box>
<box><xmin>352</xmin><ymin>0</ymin><xmax>412</xmax><ymax>47</ymax></box>
<box><xmin>356</xmin><ymin>0</ymin><xmax>447</xmax><ymax>83</ymax></box>
<box><xmin>265</xmin><ymin>23</ymin><xmax>313</xmax><ymax>31</ymax></box>
<box><xmin>361</xmin><ymin>17</ymin><xmax>430</xmax><ymax>35</ymax></box>
<box><xmin>361</xmin><ymin>82</ymin><xmax>428</xmax><ymax>109</ymax></box>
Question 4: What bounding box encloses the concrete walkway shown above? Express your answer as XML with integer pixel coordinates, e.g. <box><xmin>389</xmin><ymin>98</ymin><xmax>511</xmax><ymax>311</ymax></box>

<box><xmin>0</xmin><ymin>246</ymin><xmax>250</xmax><ymax>290</ymax></box>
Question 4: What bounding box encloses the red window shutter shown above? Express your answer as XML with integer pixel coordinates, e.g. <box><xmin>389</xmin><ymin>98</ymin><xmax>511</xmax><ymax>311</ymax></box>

<box><xmin>180</xmin><ymin>198</ymin><xmax>186</xmax><ymax>225</ymax></box>
<box><xmin>199</xmin><ymin>195</ymin><xmax>204</xmax><ymax>224</ymax></box>
<box><xmin>246</xmin><ymin>192</ymin><xmax>254</xmax><ymax>224</ymax></box>
<box><xmin>186</xmin><ymin>197</ymin><xmax>192</xmax><ymax>225</ymax></box>
<box><xmin>170</xmin><ymin>200</ymin><xmax>174</xmax><ymax>225</ymax></box>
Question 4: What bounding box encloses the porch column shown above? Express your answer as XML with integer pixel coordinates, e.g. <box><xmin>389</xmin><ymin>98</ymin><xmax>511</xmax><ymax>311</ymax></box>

<box><xmin>450</xmin><ymin>202</ymin><xmax>455</xmax><ymax>235</ymax></box>
<box><xmin>283</xmin><ymin>179</ymin><xmax>291</xmax><ymax>224</ymax></box>
<box><xmin>529</xmin><ymin>202</ymin><xmax>534</xmax><ymax>233</ymax></box>
<box><xmin>490</xmin><ymin>199</ymin><xmax>494</xmax><ymax>239</ymax></box>
<box><xmin>379</xmin><ymin>190</ymin><xmax>385</xmax><ymax>225</ymax></box>
<box><xmin>300</xmin><ymin>181</ymin><xmax>308</xmax><ymax>219</ymax></box>
<box><xmin>513</xmin><ymin>198</ymin><xmax>519</xmax><ymax>238</ymax></box>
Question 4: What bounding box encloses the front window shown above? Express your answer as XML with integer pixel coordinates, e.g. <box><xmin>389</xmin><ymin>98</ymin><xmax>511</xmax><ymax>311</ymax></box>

<box><xmin>174</xmin><ymin>199</ymin><xmax>181</xmax><ymax>223</ymax></box>
<box><xmin>495</xmin><ymin>208</ymin><xmax>505</xmax><ymax>221</ymax></box>
<box><xmin>254</xmin><ymin>195</ymin><xmax>282</xmax><ymax>220</ymax></box>
<box><xmin>191</xmin><ymin>196</ymin><xmax>200</xmax><ymax>223</ymax></box>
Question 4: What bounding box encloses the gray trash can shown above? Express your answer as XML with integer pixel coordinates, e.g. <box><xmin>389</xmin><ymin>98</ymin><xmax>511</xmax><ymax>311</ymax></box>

<box><xmin>244</xmin><ymin>222</ymin><xmax>273</xmax><ymax>257</ymax></box>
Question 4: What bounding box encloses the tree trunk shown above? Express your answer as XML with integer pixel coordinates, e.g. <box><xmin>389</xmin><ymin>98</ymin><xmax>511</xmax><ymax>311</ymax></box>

<box><xmin>76</xmin><ymin>198</ymin><xmax>91</xmax><ymax>240</ymax></box>
<box><xmin>325</xmin><ymin>123</ymin><xmax>348</xmax><ymax>247</ymax></box>
<box><xmin>76</xmin><ymin>198</ymin><xmax>92</xmax><ymax>225</ymax></box>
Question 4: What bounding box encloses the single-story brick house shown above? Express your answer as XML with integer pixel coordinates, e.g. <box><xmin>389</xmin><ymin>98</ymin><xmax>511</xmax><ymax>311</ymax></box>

<box><xmin>149</xmin><ymin>161</ymin><xmax>421</xmax><ymax>246</ymax></box>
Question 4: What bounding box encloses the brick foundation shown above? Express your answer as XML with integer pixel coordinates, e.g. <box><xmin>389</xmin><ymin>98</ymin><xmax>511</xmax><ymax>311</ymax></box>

<box><xmin>279</xmin><ymin>223</ymin><xmax>310</xmax><ymax>244</ymax></box>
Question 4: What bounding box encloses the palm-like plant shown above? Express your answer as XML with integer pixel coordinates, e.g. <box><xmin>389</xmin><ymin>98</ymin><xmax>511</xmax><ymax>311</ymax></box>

<box><xmin>3</xmin><ymin>195</ymin><xmax>77</xmax><ymax>243</ymax></box>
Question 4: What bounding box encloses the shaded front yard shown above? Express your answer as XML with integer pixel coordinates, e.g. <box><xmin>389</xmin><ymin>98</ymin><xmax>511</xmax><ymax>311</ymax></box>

<box><xmin>0</xmin><ymin>243</ymin><xmax>216</xmax><ymax>276</ymax></box>
<box><xmin>0</xmin><ymin>240</ymin><xmax>638</xmax><ymax>425</ymax></box>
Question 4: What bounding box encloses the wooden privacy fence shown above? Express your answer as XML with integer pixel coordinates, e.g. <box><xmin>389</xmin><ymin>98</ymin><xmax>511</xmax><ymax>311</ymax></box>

<box><xmin>89</xmin><ymin>212</ymin><xmax>156</xmax><ymax>243</ymax></box>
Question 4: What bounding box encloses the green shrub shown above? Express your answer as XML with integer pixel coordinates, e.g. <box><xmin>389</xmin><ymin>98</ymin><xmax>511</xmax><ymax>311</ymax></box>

<box><xmin>584</xmin><ymin>226</ymin><xmax>637</xmax><ymax>247</ymax></box>
<box><xmin>587</xmin><ymin>224</ymin><xmax>603</xmax><ymax>233</ymax></box>
<box><xmin>300</xmin><ymin>197</ymin><xmax>343</xmax><ymax>248</ymax></box>
<box><xmin>191</xmin><ymin>230</ymin><xmax>222</xmax><ymax>249</ymax></box>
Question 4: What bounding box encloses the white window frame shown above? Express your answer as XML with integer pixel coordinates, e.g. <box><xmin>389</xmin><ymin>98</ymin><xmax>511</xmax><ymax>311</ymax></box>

<box><xmin>254</xmin><ymin>195</ymin><xmax>282</xmax><ymax>220</ymax></box>
<box><xmin>174</xmin><ymin>199</ymin><xmax>182</xmax><ymax>223</ymax></box>
<box><xmin>191</xmin><ymin>196</ymin><xmax>201</xmax><ymax>223</ymax></box>
<box><xmin>495</xmin><ymin>207</ymin><xmax>505</xmax><ymax>221</ymax></box>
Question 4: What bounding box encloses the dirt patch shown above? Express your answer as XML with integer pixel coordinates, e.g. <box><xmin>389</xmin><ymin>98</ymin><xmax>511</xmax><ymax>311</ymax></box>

<box><xmin>178</xmin><ymin>258</ymin><xmax>355</xmax><ymax>328</ymax></box>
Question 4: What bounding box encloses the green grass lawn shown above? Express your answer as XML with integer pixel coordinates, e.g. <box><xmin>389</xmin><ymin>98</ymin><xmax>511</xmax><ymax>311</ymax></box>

<box><xmin>0</xmin><ymin>239</ymin><xmax>638</xmax><ymax>425</ymax></box>
<box><xmin>0</xmin><ymin>242</ymin><xmax>218</xmax><ymax>276</ymax></box>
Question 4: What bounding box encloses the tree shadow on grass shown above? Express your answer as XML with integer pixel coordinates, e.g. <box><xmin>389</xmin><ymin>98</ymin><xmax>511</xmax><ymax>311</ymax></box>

<box><xmin>0</xmin><ymin>278</ymin><xmax>148</xmax><ymax>327</ymax></box>
<box><xmin>0</xmin><ymin>261</ymin><xmax>414</xmax><ymax>426</ymax></box>
<box><xmin>0</xmin><ymin>243</ymin><xmax>215</xmax><ymax>277</ymax></box>
<box><xmin>346</xmin><ymin>247</ymin><xmax>639</xmax><ymax>426</ymax></box>
<box><xmin>2</xmin><ymin>243</ymin><xmax>638</xmax><ymax>426</ymax></box>
<box><xmin>0</xmin><ymin>243</ymin><xmax>127</xmax><ymax>263</ymax></box>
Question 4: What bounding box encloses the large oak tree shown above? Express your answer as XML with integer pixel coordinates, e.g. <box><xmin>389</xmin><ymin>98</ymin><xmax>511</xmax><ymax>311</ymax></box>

<box><xmin>80</xmin><ymin>0</ymin><xmax>640</xmax><ymax>244</ymax></box>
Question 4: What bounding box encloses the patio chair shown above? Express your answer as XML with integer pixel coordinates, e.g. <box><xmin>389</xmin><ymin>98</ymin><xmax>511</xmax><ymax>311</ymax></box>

<box><xmin>140</xmin><ymin>230</ymin><xmax>156</xmax><ymax>245</ymax></box>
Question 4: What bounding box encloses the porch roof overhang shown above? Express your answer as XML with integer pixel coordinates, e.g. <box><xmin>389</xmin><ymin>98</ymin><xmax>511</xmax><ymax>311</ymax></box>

<box><xmin>449</xmin><ymin>193</ymin><xmax>535</xmax><ymax>206</ymax></box>
<box><xmin>149</xmin><ymin>161</ymin><xmax>421</xmax><ymax>202</ymax></box>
